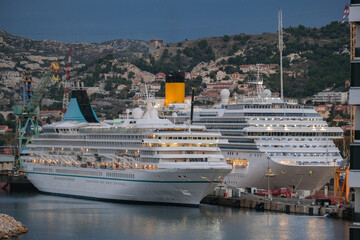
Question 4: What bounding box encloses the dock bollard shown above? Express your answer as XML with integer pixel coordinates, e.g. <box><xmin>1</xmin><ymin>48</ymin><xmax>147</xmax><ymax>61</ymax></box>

<box><xmin>309</xmin><ymin>207</ymin><xmax>314</xmax><ymax>216</ymax></box>
<box><xmin>285</xmin><ymin>205</ymin><xmax>290</xmax><ymax>214</ymax></box>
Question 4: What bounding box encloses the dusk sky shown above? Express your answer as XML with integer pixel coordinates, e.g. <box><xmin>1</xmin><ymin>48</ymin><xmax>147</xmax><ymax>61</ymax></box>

<box><xmin>0</xmin><ymin>0</ymin><xmax>346</xmax><ymax>43</ymax></box>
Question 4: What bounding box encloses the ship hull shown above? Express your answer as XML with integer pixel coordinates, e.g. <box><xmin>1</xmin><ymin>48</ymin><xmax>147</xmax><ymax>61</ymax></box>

<box><xmin>224</xmin><ymin>152</ymin><xmax>335</xmax><ymax>193</ymax></box>
<box><xmin>24</xmin><ymin>163</ymin><xmax>230</xmax><ymax>205</ymax></box>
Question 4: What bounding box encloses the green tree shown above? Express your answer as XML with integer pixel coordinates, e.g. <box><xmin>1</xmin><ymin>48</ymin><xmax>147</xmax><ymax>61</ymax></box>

<box><xmin>128</xmin><ymin>71</ymin><xmax>135</xmax><ymax>80</ymax></box>
<box><xmin>105</xmin><ymin>80</ymin><xmax>112</xmax><ymax>91</ymax></box>
<box><xmin>223</xmin><ymin>35</ymin><xmax>230</xmax><ymax>42</ymax></box>
<box><xmin>198</xmin><ymin>40</ymin><xmax>208</xmax><ymax>50</ymax></box>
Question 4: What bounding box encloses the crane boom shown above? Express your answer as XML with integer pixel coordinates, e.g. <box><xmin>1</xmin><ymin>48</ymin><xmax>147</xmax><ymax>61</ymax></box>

<box><xmin>27</xmin><ymin>62</ymin><xmax>61</xmax><ymax>112</ymax></box>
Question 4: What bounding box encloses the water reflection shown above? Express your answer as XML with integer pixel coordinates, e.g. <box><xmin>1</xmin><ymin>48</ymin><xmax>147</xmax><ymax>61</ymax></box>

<box><xmin>0</xmin><ymin>192</ymin><xmax>349</xmax><ymax>240</ymax></box>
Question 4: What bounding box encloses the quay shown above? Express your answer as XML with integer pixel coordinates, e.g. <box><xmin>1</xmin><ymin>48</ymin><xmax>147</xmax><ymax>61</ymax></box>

<box><xmin>201</xmin><ymin>191</ymin><xmax>354</xmax><ymax>220</ymax></box>
<box><xmin>0</xmin><ymin>171</ymin><xmax>36</xmax><ymax>192</ymax></box>
<box><xmin>0</xmin><ymin>154</ymin><xmax>35</xmax><ymax>192</ymax></box>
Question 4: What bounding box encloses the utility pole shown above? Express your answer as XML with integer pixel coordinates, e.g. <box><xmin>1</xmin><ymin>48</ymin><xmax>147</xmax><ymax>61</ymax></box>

<box><xmin>278</xmin><ymin>9</ymin><xmax>285</xmax><ymax>100</ymax></box>
<box><xmin>62</xmin><ymin>47</ymin><xmax>72</xmax><ymax>114</ymax></box>
<box><xmin>190</xmin><ymin>87</ymin><xmax>195</xmax><ymax>124</ymax></box>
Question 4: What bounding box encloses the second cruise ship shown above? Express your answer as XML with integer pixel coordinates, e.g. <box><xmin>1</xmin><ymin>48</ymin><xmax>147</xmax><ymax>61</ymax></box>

<box><xmin>164</xmin><ymin>73</ymin><xmax>344</xmax><ymax>194</ymax></box>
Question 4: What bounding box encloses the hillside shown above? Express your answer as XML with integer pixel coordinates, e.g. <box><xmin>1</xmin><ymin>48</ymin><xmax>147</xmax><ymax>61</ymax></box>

<box><xmin>0</xmin><ymin>30</ymin><xmax>148</xmax><ymax>61</ymax></box>
<box><xmin>0</xmin><ymin>21</ymin><xmax>350</xmax><ymax>114</ymax></box>
<box><xmin>132</xmin><ymin>21</ymin><xmax>350</xmax><ymax>98</ymax></box>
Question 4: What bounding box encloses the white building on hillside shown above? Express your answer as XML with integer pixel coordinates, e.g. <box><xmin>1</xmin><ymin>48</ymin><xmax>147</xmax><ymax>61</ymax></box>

<box><xmin>312</xmin><ymin>91</ymin><xmax>348</xmax><ymax>104</ymax></box>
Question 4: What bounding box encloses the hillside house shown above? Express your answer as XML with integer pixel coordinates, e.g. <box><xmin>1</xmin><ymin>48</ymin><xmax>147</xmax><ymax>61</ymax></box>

<box><xmin>334</xmin><ymin>105</ymin><xmax>348</xmax><ymax>114</ymax></box>
<box><xmin>312</xmin><ymin>91</ymin><xmax>348</xmax><ymax>104</ymax></box>
<box><xmin>315</xmin><ymin>105</ymin><xmax>330</xmax><ymax>119</ymax></box>
<box><xmin>148</xmin><ymin>83</ymin><xmax>161</xmax><ymax>92</ymax></box>
<box><xmin>0</xmin><ymin>125</ymin><xmax>8</xmax><ymax>134</ymax></box>
<box><xmin>286</xmin><ymin>53</ymin><xmax>301</xmax><ymax>62</ymax></box>
<box><xmin>198</xmin><ymin>91</ymin><xmax>220</xmax><ymax>103</ymax></box>
<box><xmin>155</xmin><ymin>72</ymin><xmax>166</xmax><ymax>81</ymax></box>
<box><xmin>130</xmin><ymin>82</ymin><xmax>141</xmax><ymax>92</ymax></box>
<box><xmin>216</xmin><ymin>71</ymin><xmax>226</xmax><ymax>81</ymax></box>
<box><xmin>203</xmin><ymin>76</ymin><xmax>211</xmax><ymax>84</ymax></box>
<box><xmin>206</xmin><ymin>81</ymin><xmax>236</xmax><ymax>92</ymax></box>
<box><xmin>117</xmin><ymin>84</ymin><xmax>128</xmax><ymax>91</ymax></box>
<box><xmin>231</xmin><ymin>72</ymin><xmax>242</xmax><ymax>81</ymax></box>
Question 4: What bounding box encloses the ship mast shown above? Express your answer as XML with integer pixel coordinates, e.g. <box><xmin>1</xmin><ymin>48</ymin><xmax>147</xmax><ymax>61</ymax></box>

<box><xmin>278</xmin><ymin>9</ymin><xmax>285</xmax><ymax>100</ymax></box>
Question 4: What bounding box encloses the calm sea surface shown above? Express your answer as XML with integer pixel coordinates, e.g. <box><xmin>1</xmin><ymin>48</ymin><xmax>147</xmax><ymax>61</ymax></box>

<box><xmin>0</xmin><ymin>191</ymin><xmax>349</xmax><ymax>240</ymax></box>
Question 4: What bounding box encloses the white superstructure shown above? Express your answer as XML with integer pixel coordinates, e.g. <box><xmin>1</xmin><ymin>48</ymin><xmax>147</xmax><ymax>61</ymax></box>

<box><xmin>164</xmin><ymin>75</ymin><xmax>343</xmax><ymax>193</ymax></box>
<box><xmin>22</xmin><ymin>95</ymin><xmax>231</xmax><ymax>205</ymax></box>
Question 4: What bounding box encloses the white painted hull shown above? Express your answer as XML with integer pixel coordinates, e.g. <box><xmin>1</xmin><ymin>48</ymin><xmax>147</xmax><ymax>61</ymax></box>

<box><xmin>24</xmin><ymin>163</ymin><xmax>231</xmax><ymax>205</ymax></box>
<box><xmin>224</xmin><ymin>152</ymin><xmax>335</xmax><ymax>193</ymax></box>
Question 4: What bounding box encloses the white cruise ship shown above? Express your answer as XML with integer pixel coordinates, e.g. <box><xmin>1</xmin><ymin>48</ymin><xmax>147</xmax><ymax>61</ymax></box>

<box><xmin>22</xmin><ymin>89</ymin><xmax>231</xmax><ymax>205</ymax></box>
<box><xmin>164</xmin><ymin>75</ymin><xmax>344</xmax><ymax>194</ymax></box>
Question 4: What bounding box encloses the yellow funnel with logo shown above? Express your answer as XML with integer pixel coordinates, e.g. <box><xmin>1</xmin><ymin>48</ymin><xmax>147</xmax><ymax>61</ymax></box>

<box><xmin>165</xmin><ymin>71</ymin><xmax>185</xmax><ymax>106</ymax></box>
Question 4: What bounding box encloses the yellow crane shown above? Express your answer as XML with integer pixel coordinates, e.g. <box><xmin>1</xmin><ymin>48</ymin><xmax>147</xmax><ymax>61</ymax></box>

<box><xmin>334</xmin><ymin>163</ymin><xmax>350</xmax><ymax>202</ymax></box>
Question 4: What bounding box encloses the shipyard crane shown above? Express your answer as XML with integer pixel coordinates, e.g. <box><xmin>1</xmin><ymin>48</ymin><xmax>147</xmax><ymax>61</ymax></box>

<box><xmin>13</xmin><ymin>62</ymin><xmax>61</xmax><ymax>170</ymax></box>
<box><xmin>343</xmin><ymin>4</ymin><xmax>350</xmax><ymax>23</ymax></box>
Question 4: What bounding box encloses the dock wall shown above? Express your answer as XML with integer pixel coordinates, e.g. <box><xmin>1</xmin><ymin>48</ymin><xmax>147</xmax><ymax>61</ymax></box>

<box><xmin>201</xmin><ymin>195</ymin><xmax>353</xmax><ymax>220</ymax></box>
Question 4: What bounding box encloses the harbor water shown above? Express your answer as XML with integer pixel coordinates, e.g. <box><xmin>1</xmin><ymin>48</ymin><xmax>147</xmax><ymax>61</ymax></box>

<box><xmin>0</xmin><ymin>191</ymin><xmax>349</xmax><ymax>240</ymax></box>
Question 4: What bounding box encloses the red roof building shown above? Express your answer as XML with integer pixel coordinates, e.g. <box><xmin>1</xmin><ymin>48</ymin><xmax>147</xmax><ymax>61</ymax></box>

<box><xmin>155</xmin><ymin>72</ymin><xmax>166</xmax><ymax>81</ymax></box>
<box><xmin>334</xmin><ymin>105</ymin><xmax>348</xmax><ymax>114</ymax></box>
<box><xmin>0</xmin><ymin>125</ymin><xmax>8</xmax><ymax>134</ymax></box>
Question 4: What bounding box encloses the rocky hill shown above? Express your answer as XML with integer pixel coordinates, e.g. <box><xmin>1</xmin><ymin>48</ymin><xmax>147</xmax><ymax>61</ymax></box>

<box><xmin>0</xmin><ymin>21</ymin><xmax>350</xmax><ymax>113</ymax></box>
<box><xmin>0</xmin><ymin>30</ymin><xmax>148</xmax><ymax>61</ymax></box>
<box><xmin>0</xmin><ymin>29</ymin><xmax>148</xmax><ymax>87</ymax></box>
<box><xmin>132</xmin><ymin>21</ymin><xmax>349</xmax><ymax>98</ymax></box>
<box><xmin>0</xmin><ymin>30</ymin><xmax>149</xmax><ymax>109</ymax></box>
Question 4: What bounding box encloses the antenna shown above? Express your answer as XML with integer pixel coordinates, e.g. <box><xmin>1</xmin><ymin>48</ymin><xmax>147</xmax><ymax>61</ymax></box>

<box><xmin>62</xmin><ymin>46</ymin><xmax>72</xmax><ymax>114</ymax></box>
<box><xmin>278</xmin><ymin>9</ymin><xmax>285</xmax><ymax>100</ymax></box>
